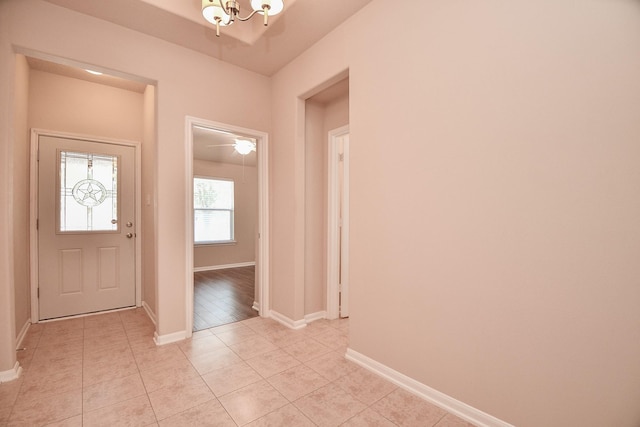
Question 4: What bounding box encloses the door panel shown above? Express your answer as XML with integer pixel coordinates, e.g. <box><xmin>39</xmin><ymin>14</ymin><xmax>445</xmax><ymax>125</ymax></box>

<box><xmin>60</xmin><ymin>249</ymin><xmax>83</xmax><ymax>294</ymax></box>
<box><xmin>97</xmin><ymin>246</ymin><xmax>119</xmax><ymax>289</ymax></box>
<box><xmin>38</xmin><ymin>135</ymin><xmax>136</xmax><ymax>320</ymax></box>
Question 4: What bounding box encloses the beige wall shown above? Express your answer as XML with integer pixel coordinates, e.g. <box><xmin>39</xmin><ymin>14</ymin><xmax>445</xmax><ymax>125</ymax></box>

<box><xmin>193</xmin><ymin>160</ymin><xmax>258</xmax><ymax>269</ymax></box>
<box><xmin>13</xmin><ymin>55</ymin><xmax>30</xmax><ymax>338</ymax></box>
<box><xmin>28</xmin><ymin>70</ymin><xmax>144</xmax><ymax>141</ymax></box>
<box><xmin>323</xmin><ymin>92</ymin><xmax>349</xmax><ymax>138</ymax></box>
<box><xmin>271</xmin><ymin>1</ymin><xmax>640</xmax><ymax>426</ymax></box>
<box><xmin>304</xmin><ymin>101</ymin><xmax>326</xmax><ymax>315</ymax></box>
<box><xmin>0</xmin><ymin>0</ymin><xmax>271</xmax><ymax>344</ymax></box>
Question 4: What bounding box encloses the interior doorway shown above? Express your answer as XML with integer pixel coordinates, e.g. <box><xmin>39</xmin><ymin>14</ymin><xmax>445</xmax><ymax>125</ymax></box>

<box><xmin>22</xmin><ymin>54</ymin><xmax>155</xmax><ymax>328</ymax></box>
<box><xmin>304</xmin><ymin>76</ymin><xmax>350</xmax><ymax>321</ymax></box>
<box><xmin>185</xmin><ymin>117</ymin><xmax>269</xmax><ymax>335</ymax></box>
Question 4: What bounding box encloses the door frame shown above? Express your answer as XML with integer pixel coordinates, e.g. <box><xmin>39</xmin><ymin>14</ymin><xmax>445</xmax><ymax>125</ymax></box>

<box><xmin>185</xmin><ymin>116</ymin><xmax>270</xmax><ymax>336</ymax></box>
<box><xmin>29</xmin><ymin>129</ymin><xmax>142</xmax><ymax>322</ymax></box>
<box><xmin>326</xmin><ymin>125</ymin><xmax>350</xmax><ymax>319</ymax></box>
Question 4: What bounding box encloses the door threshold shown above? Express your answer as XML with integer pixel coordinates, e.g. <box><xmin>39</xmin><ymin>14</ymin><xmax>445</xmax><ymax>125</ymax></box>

<box><xmin>38</xmin><ymin>305</ymin><xmax>137</xmax><ymax>323</ymax></box>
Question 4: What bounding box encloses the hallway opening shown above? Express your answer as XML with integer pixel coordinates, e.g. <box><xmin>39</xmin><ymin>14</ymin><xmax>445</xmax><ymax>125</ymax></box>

<box><xmin>193</xmin><ymin>266</ymin><xmax>258</xmax><ymax>331</ymax></box>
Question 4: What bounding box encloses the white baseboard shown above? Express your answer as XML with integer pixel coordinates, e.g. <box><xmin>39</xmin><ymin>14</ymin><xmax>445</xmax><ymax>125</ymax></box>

<box><xmin>16</xmin><ymin>319</ymin><xmax>31</xmax><ymax>349</ymax></box>
<box><xmin>153</xmin><ymin>330</ymin><xmax>188</xmax><ymax>346</ymax></box>
<box><xmin>252</xmin><ymin>301</ymin><xmax>259</xmax><ymax>312</ymax></box>
<box><xmin>304</xmin><ymin>311</ymin><xmax>327</xmax><ymax>323</ymax></box>
<box><xmin>194</xmin><ymin>262</ymin><xmax>256</xmax><ymax>272</ymax></box>
<box><xmin>345</xmin><ymin>349</ymin><xmax>513</xmax><ymax>427</ymax></box>
<box><xmin>0</xmin><ymin>362</ymin><xmax>23</xmax><ymax>383</ymax></box>
<box><xmin>142</xmin><ymin>301</ymin><xmax>157</xmax><ymax>325</ymax></box>
<box><xmin>269</xmin><ymin>310</ymin><xmax>307</xmax><ymax>330</ymax></box>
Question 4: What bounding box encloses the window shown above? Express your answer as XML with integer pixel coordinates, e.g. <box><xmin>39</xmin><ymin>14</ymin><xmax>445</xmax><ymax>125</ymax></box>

<box><xmin>194</xmin><ymin>177</ymin><xmax>234</xmax><ymax>244</ymax></box>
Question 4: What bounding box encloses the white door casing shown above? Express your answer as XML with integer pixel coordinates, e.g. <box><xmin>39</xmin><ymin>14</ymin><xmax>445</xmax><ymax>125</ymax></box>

<box><xmin>340</xmin><ymin>132</ymin><xmax>350</xmax><ymax>318</ymax></box>
<box><xmin>35</xmin><ymin>133</ymin><xmax>138</xmax><ymax>320</ymax></box>
<box><xmin>185</xmin><ymin>116</ymin><xmax>270</xmax><ymax>339</ymax></box>
<box><xmin>327</xmin><ymin>126</ymin><xmax>350</xmax><ymax>319</ymax></box>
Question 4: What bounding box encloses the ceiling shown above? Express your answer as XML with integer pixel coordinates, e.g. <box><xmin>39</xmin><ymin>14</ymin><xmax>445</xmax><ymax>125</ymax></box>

<box><xmin>43</xmin><ymin>0</ymin><xmax>373</xmax><ymax>77</ymax></box>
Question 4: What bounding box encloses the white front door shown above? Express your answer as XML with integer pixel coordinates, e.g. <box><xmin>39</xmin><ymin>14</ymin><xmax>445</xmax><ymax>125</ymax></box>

<box><xmin>38</xmin><ymin>135</ymin><xmax>136</xmax><ymax>320</ymax></box>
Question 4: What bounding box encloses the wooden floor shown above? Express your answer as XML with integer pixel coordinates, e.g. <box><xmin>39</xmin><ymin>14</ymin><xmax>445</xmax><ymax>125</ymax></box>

<box><xmin>193</xmin><ymin>265</ymin><xmax>258</xmax><ymax>331</ymax></box>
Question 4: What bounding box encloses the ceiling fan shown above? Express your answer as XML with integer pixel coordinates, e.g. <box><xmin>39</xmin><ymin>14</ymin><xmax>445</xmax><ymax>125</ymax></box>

<box><xmin>195</xmin><ymin>125</ymin><xmax>256</xmax><ymax>156</ymax></box>
<box><xmin>206</xmin><ymin>138</ymin><xmax>256</xmax><ymax>155</ymax></box>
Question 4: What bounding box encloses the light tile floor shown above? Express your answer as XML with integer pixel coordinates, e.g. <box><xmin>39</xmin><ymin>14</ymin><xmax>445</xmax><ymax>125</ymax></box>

<box><xmin>1</xmin><ymin>308</ymin><xmax>475</xmax><ymax>426</ymax></box>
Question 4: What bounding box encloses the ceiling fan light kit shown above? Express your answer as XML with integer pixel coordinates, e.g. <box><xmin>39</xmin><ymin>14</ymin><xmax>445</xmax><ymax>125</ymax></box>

<box><xmin>234</xmin><ymin>139</ymin><xmax>256</xmax><ymax>155</ymax></box>
<box><xmin>202</xmin><ymin>0</ymin><xmax>284</xmax><ymax>37</ymax></box>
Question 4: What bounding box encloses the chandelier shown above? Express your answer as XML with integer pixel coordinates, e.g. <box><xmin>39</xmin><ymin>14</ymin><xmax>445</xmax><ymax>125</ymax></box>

<box><xmin>202</xmin><ymin>0</ymin><xmax>284</xmax><ymax>37</ymax></box>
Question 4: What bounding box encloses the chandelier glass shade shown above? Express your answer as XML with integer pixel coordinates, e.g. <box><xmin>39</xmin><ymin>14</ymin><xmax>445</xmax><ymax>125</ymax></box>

<box><xmin>202</xmin><ymin>0</ymin><xmax>284</xmax><ymax>37</ymax></box>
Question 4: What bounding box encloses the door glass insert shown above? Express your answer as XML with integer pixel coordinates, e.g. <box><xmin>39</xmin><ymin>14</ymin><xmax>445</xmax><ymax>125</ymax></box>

<box><xmin>59</xmin><ymin>151</ymin><xmax>119</xmax><ymax>232</ymax></box>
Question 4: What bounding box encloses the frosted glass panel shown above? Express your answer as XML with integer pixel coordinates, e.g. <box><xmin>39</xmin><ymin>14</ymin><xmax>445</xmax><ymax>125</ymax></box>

<box><xmin>59</xmin><ymin>151</ymin><xmax>118</xmax><ymax>232</ymax></box>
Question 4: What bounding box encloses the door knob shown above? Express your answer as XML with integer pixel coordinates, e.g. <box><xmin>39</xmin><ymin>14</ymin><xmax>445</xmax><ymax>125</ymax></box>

<box><xmin>126</xmin><ymin>233</ymin><xmax>133</xmax><ymax>238</ymax></box>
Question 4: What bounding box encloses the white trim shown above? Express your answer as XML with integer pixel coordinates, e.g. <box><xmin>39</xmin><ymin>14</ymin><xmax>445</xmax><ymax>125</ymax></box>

<box><xmin>326</xmin><ymin>125</ymin><xmax>350</xmax><ymax>319</ymax></box>
<box><xmin>185</xmin><ymin>121</ymin><xmax>194</xmax><ymax>338</ymax></box>
<box><xmin>153</xmin><ymin>330</ymin><xmax>187</xmax><ymax>346</ymax></box>
<box><xmin>269</xmin><ymin>310</ymin><xmax>307</xmax><ymax>330</ymax></box>
<box><xmin>185</xmin><ymin>117</ymin><xmax>270</xmax><ymax>338</ymax></box>
<box><xmin>134</xmin><ymin>135</ymin><xmax>143</xmax><ymax>308</ymax></box>
<box><xmin>29</xmin><ymin>131</ymin><xmax>38</xmax><ymax>323</ymax></box>
<box><xmin>257</xmin><ymin>126</ymin><xmax>270</xmax><ymax>319</ymax></box>
<box><xmin>304</xmin><ymin>311</ymin><xmax>327</xmax><ymax>323</ymax></box>
<box><xmin>29</xmin><ymin>129</ymin><xmax>142</xmax><ymax>323</ymax></box>
<box><xmin>142</xmin><ymin>301</ymin><xmax>157</xmax><ymax>325</ymax></box>
<box><xmin>252</xmin><ymin>301</ymin><xmax>259</xmax><ymax>312</ymax></box>
<box><xmin>340</xmin><ymin>133</ymin><xmax>350</xmax><ymax>318</ymax></box>
<box><xmin>345</xmin><ymin>349</ymin><xmax>514</xmax><ymax>427</ymax></box>
<box><xmin>193</xmin><ymin>261</ymin><xmax>255</xmax><ymax>272</ymax></box>
<box><xmin>15</xmin><ymin>320</ymin><xmax>30</xmax><ymax>349</ymax></box>
<box><xmin>0</xmin><ymin>362</ymin><xmax>23</xmax><ymax>383</ymax></box>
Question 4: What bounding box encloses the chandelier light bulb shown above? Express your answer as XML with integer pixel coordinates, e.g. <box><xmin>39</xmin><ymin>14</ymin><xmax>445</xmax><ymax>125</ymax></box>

<box><xmin>250</xmin><ymin>0</ymin><xmax>284</xmax><ymax>15</ymax></box>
